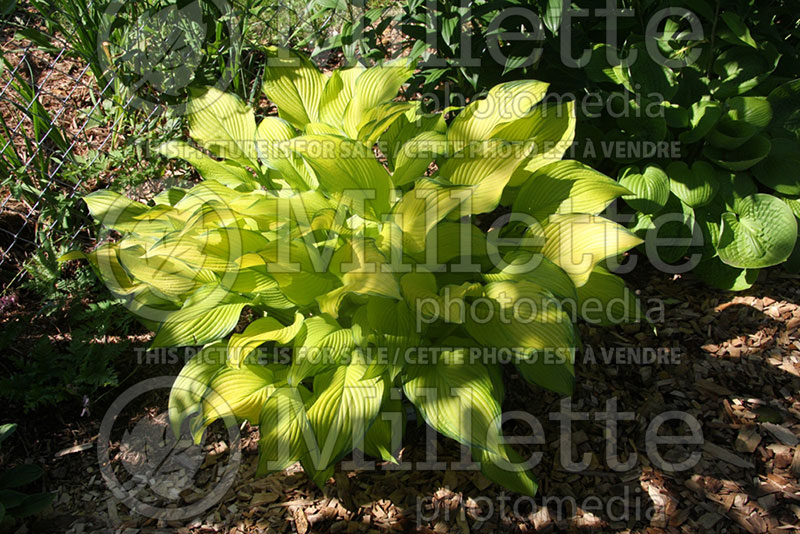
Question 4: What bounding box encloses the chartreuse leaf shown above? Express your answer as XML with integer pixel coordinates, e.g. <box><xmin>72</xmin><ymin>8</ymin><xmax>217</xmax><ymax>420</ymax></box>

<box><xmin>117</xmin><ymin>244</ymin><xmax>201</xmax><ymax>299</ymax></box>
<box><xmin>187</xmin><ymin>87</ymin><xmax>258</xmax><ymax>166</ymax></box>
<box><xmin>407</xmin><ymin>351</ymin><xmax>538</xmax><ymax>495</ymax></box>
<box><xmin>157</xmin><ymin>141</ymin><xmax>256</xmax><ymax>189</ymax></box>
<box><xmin>145</xmin><ymin>227</ymin><xmax>266</xmax><ymax>273</ymax></box>
<box><xmin>255</xmin><ymin>116</ymin><xmax>298</xmax><ymax>159</ymax></box>
<box><xmin>170</xmin><ymin>179</ymin><xmax>243</xmax><ymax>213</ymax></box>
<box><xmin>438</xmin><ymin>139</ymin><xmax>531</xmax><ymax>215</ymax></box>
<box><xmin>249</xmin><ymin>241</ymin><xmax>338</xmax><ymax>308</ymax></box>
<box><xmin>399</xmin><ymin>272</ymin><xmax>478</xmax><ymax>324</ymax></box>
<box><xmin>513</xmin><ymin>160</ymin><xmax>629</xmax><ymax>221</ymax></box>
<box><xmin>255</xmin><ymin>117</ymin><xmax>315</xmax><ymax>191</ymax></box>
<box><xmin>483</xmin><ymin>251</ymin><xmax>577</xmax><ymax>302</ymax></box>
<box><xmin>464</xmin><ymin>280</ymin><xmax>576</xmax><ymax>395</ymax></box>
<box><xmin>717</xmin><ymin>194</ymin><xmax>797</xmax><ymax>269</ymax></box>
<box><xmin>84</xmin><ymin>191</ymin><xmax>176</xmax><ymax>236</ymax></box>
<box><xmin>575</xmin><ymin>267</ymin><xmax>641</xmax><ymax>326</ymax></box>
<box><xmin>168</xmin><ymin>341</ymin><xmax>227</xmax><ymax>437</ymax></box>
<box><xmin>539</xmin><ymin>214</ymin><xmax>642</xmax><ymax>287</ymax></box>
<box><xmin>287</xmin><ymin>135</ymin><xmax>393</xmax><ymax>220</ymax></box>
<box><xmin>257</xmin><ymin>385</ymin><xmax>314</xmax><ymax>476</ymax></box>
<box><xmin>83</xmin><ymin>189</ymin><xmax>144</xmax><ymax>220</ymax></box>
<box><xmin>358</xmin><ymin>102</ymin><xmax>416</xmax><ymax>148</ymax></box>
<box><xmin>473</xmin><ymin>444</ymin><xmax>538</xmax><ymax>497</ymax></box>
<box><xmin>305</xmin><ymin>122</ymin><xmax>342</xmax><ymax>136</ymax></box>
<box><xmin>618</xmin><ymin>164</ymin><xmax>670</xmax><ymax>215</ymax></box>
<box><xmin>317</xmin><ymin>239</ymin><xmax>401</xmax><ymax>317</ymax></box>
<box><xmin>448</xmin><ymin>80</ymin><xmax>549</xmax><ymax>148</ymax></box>
<box><xmin>753</xmin><ymin>138</ymin><xmax>800</xmax><ymax>196</ymax></box>
<box><xmin>492</xmin><ymin>100</ymin><xmax>577</xmax><ymax>180</ymax></box>
<box><xmin>289</xmin><ymin>315</ymin><xmax>356</xmax><ymax>385</ymax></box>
<box><xmin>151</xmin><ymin>285</ymin><xmax>251</xmax><ymax>348</ymax></box>
<box><xmin>318</xmin><ymin>66</ymin><xmax>363</xmax><ymax>127</ymax></box>
<box><xmin>380</xmin><ymin>103</ymin><xmax>447</xmax><ymax>166</ymax></box>
<box><xmin>262</xmin><ymin>46</ymin><xmax>327</xmax><ymax>130</ymax></box>
<box><xmin>406</xmin><ymin>221</ymin><xmax>490</xmax><ymax>267</ymax></box>
<box><xmin>391</xmin><ymin>181</ymin><xmax>467</xmax><ymax>253</ymax></box>
<box><xmin>199</xmin><ymin>364</ymin><xmax>286</xmax><ymax>439</ymax></box>
<box><xmin>667</xmin><ymin>161</ymin><xmax>718</xmax><ymax>208</ymax></box>
<box><xmin>227</xmin><ymin>312</ymin><xmax>304</xmax><ymax>367</ymax></box>
<box><xmin>71</xmin><ymin>54</ymin><xmax>660</xmax><ymax>497</ymax></box>
<box><xmin>341</xmin><ymin>58</ymin><xmax>415</xmax><ymax>140</ymax></box>
<box><xmin>317</xmin><ymin>272</ymin><xmax>400</xmax><ymax>319</ymax></box>
<box><xmin>360</xmin><ymin>297</ymin><xmax>419</xmax><ymax>380</ymax></box>
<box><xmin>403</xmin><ymin>349</ymin><xmax>504</xmax><ymax>455</ymax></box>
<box><xmin>391</xmin><ymin>131</ymin><xmax>447</xmax><ymax>186</ymax></box>
<box><xmin>363</xmin><ymin>394</ymin><xmax>404</xmax><ymax>463</ymax></box>
<box><xmin>304</xmin><ymin>351</ymin><xmax>384</xmax><ymax>473</ymax></box>
<box><xmin>61</xmin><ymin>245</ymin><xmax>138</xmax><ymax>297</ymax></box>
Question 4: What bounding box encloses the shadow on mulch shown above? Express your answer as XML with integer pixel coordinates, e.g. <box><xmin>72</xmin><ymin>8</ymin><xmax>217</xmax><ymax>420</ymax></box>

<box><xmin>2</xmin><ymin>261</ymin><xmax>799</xmax><ymax>534</ymax></box>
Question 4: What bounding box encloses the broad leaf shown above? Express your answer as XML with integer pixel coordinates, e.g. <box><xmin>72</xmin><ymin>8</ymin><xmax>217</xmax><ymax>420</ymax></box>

<box><xmin>227</xmin><ymin>313</ymin><xmax>304</xmax><ymax>367</ymax></box>
<box><xmin>513</xmin><ymin>160</ymin><xmax>629</xmax><ymax>221</ymax></box>
<box><xmin>187</xmin><ymin>87</ymin><xmax>258</xmax><ymax>166</ymax></box>
<box><xmin>539</xmin><ymin>214</ymin><xmax>642</xmax><ymax>287</ymax></box>
<box><xmin>618</xmin><ymin>164</ymin><xmax>670</xmax><ymax>214</ymax></box>
<box><xmin>403</xmin><ymin>349</ymin><xmax>505</xmax><ymax>454</ymax></box>
<box><xmin>717</xmin><ymin>194</ymin><xmax>797</xmax><ymax>269</ymax></box>
<box><xmin>262</xmin><ymin>46</ymin><xmax>327</xmax><ymax>129</ymax></box>
<box><xmin>667</xmin><ymin>161</ymin><xmax>718</xmax><ymax>208</ymax></box>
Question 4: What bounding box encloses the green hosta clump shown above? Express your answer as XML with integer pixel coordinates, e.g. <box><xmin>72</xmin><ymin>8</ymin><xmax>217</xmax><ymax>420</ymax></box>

<box><xmin>65</xmin><ymin>47</ymin><xmax>642</xmax><ymax>495</ymax></box>
<box><xmin>621</xmin><ymin>89</ymin><xmax>800</xmax><ymax>290</ymax></box>
<box><xmin>571</xmin><ymin>4</ymin><xmax>800</xmax><ymax>290</ymax></box>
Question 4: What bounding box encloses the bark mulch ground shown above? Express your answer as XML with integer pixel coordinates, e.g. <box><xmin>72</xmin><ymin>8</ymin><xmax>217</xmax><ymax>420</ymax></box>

<box><xmin>4</xmin><ymin>264</ymin><xmax>798</xmax><ymax>534</ymax></box>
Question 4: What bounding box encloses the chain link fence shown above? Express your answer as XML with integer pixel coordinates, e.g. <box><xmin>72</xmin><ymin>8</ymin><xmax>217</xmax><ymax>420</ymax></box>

<box><xmin>0</xmin><ymin>0</ymin><xmax>333</xmax><ymax>283</ymax></box>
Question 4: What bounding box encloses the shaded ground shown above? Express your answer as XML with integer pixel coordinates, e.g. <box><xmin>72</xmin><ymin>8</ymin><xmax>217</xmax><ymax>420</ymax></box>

<box><xmin>2</xmin><ymin>263</ymin><xmax>798</xmax><ymax>534</ymax></box>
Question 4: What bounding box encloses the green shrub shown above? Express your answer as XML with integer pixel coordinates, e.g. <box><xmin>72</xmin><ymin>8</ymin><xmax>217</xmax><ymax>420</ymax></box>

<box><xmin>66</xmin><ymin>47</ymin><xmax>642</xmax><ymax>494</ymax></box>
<box><xmin>0</xmin><ymin>424</ymin><xmax>54</xmax><ymax>524</ymax></box>
<box><xmin>336</xmin><ymin>0</ymin><xmax>800</xmax><ymax>289</ymax></box>
<box><xmin>580</xmin><ymin>5</ymin><xmax>800</xmax><ymax>290</ymax></box>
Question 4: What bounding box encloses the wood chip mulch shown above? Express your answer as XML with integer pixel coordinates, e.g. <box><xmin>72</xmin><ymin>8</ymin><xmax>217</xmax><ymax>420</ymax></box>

<box><xmin>7</xmin><ymin>265</ymin><xmax>797</xmax><ymax>534</ymax></box>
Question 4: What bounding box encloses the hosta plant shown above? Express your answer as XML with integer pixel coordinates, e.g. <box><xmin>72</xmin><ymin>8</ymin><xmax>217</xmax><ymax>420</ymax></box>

<box><xmin>366</xmin><ymin>0</ymin><xmax>800</xmax><ymax>289</ymax></box>
<box><xmin>65</xmin><ymin>47</ymin><xmax>642</xmax><ymax>495</ymax></box>
<box><xmin>541</xmin><ymin>1</ymin><xmax>800</xmax><ymax>289</ymax></box>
